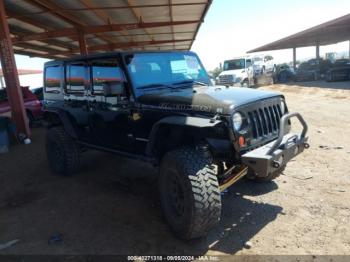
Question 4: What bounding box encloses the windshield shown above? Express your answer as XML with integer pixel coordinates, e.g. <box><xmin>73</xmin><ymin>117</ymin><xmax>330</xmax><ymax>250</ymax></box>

<box><xmin>223</xmin><ymin>59</ymin><xmax>246</xmax><ymax>71</ymax></box>
<box><xmin>124</xmin><ymin>52</ymin><xmax>210</xmax><ymax>95</ymax></box>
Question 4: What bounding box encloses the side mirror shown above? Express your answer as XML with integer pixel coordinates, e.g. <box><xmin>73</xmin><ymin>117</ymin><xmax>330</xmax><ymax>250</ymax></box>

<box><xmin>102</xmin><ymin>81</ymin><xmax>125</xmax><ymax>97</ymax></box>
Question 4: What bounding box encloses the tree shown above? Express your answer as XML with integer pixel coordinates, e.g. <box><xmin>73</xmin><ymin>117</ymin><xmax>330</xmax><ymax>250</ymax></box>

<box><xmin>209</xmin><ymin>66</ymin><xmax>222</xmax><ymax>78</ymax></box>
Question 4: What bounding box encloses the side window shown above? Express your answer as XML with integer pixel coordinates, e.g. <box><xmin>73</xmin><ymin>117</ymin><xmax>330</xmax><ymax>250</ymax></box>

<box><xmin>45</xmin><ymin>66</ymin><xmax>61</xmax><ymax>93</ymax></box>
<box><xmin>91</xmin><ymin>60</ymin><xmax>124</xmax><ymax>95</ymax></box>
<box><xmin>246</xmin><ymin>59</ymin><xmax>252</xmax><ymax>67</ymax></box>
<box><xmin>66</xmin><ymin>63</ymin><xmax>88</xmax><ymax>95</ymax></box>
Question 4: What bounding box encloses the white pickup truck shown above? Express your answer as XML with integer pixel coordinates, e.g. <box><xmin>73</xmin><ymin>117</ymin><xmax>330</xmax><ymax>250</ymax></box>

<box><xmin>253</xmin><ymin>55</ymin><xmax>276</xmax><ymax>75</ymax></box>
<box><xmin>217</xmin><ymin>56</ymin><xmax>255</xmax><ymax>87</ymax></box>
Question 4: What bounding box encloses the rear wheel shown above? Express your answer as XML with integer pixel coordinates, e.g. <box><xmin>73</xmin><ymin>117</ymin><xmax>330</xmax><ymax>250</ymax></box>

<box><xmin>159</xmin><ymin>147</ymin><xmax>222</xmax><ymax>239</ymax></box>
<box><xmin>46</xmin><ymin>126</ymin><xmax>80</xmax><ymax>176</ymax></box>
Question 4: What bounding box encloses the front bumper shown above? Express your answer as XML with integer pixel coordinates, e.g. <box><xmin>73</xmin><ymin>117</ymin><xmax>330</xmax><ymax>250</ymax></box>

<box><xmin>241</xmin><ymin>112</ymin><xmax>309</xmax><ymax>178</ymax></box>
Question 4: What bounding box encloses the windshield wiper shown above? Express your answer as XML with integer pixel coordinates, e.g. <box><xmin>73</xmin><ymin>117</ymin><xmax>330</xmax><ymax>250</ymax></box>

<box><xmin>137</xmin><ymin>83</ymin><xmax>172</xmax><ymax>90</ymax></box>
<box><xmin>172</xmin><ymin>80</ymin><xmax>208</xmax><ymax>87</ymax></box>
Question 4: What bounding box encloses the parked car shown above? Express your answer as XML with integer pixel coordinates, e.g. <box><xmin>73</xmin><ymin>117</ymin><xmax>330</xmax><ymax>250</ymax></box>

<box><xmin>253</xmin><ymin>55</ymin><xmax>276</xmax><ymax>75</ymax></box>
<box><xmin>31</xmin><ymin>87</ymin><xmax>44</xmax><ymax>101</ymax></box>
<box><xmin>0</xmin><ymin>86</ymin><xmax>43</xmax><ymax>126</ymax></box>
<box><xmin>296</xmin><ymin>58</ymin><xmax>332</xmax><ymax>81</ymax></box>
<box><xmin>326</xmin><ymin>59</ymin><xmax>350</xmax><ymax>82</ymax></box>
<box><xmin>275</xmin><ymin>64</ymin><xmax>296</xmax><ymax>83</ymax></box>
<box><xmin>43</xmin><ymin>50</ymin><xmax>309</xmax><ymax>240</ymax></box>
<box><xmin>217</xmin><ymin>56</ymin><xmax>255</xmax><ymax>87</ymax></box>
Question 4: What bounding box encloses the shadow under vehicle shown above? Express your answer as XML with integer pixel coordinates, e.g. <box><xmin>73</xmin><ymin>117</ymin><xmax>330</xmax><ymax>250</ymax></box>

<box><xmin>43</xmin><ymin>51</ymin><xmax>309</xmax><ymax>240</ymax></box>
<box><xmin>326</xmin><ymin>59</ymin><xmax>350</xmax><ymax>82</ymax></box>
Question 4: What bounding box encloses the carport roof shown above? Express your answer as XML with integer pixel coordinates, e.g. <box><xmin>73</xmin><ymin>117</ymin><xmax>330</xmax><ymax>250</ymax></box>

<box><xmin>0</xmin><ymin>68</ymin><xmax>42</xmax><ymax>76</ymax></box>
<box><xmin>4</xmin><ymin>0</ymin><xmax>212</xmax><ymax>59</ymax></box>
<box><xmin>248</xmin><ymin>13</ymin><xmax>350</xmax><ymax>53</ymax></box>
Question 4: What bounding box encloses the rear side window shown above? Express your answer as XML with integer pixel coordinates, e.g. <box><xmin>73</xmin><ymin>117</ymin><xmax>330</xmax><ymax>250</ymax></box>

<box><xmin>45</xmin><ymin>66</ymin><xmax>61</xmax><ymax>93</ymax></box>
<box><xmin>91</xmin><ymin>60</ymin><xmax>123</xmax><ymax>95</ymax></box>
<box><xmin>66</xmin><ymin>63</ymin><xmax>88</xmax><ymax>95</ymax></box>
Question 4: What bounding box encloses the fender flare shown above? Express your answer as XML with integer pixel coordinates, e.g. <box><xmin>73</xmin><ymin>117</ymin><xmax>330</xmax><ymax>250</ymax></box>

<box><xmin>145</xmin><ymin>115</ymin><xmax>222</xmax><ymax>156</ymax></box>
<box><xmin>44</xmin><ymin>109</ymin><xmax>78</xmax><ymax>139</ymax></box>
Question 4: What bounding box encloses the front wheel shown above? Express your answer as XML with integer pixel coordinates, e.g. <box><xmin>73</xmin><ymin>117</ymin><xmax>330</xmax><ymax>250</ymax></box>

<box><xmin>46</xmin><ymin>126</ymin><xmax>80</xmax><ymax>176</ymax></box>
<box><xmin>159</xmin><ymin>147</ymin><xmax>222</xmax><ymax>239</ymax></box>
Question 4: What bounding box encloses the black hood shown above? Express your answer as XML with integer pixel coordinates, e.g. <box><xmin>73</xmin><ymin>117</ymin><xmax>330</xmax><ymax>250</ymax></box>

<box><xmin>137</xmin><ymin>85</ymin><xmax>281</xmax><ymax>115</ymax></box>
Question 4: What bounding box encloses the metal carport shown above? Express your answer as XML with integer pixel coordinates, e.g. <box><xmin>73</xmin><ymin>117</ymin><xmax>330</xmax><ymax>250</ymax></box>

<box><xmin>0</xmin><ymin>0</ymin><xmax>212</xmax><ymax>138</ymax></box>
<box><xmin>247</xmin><ymin>13</ymin><xmax>350</xmax><ymax>70</ymax></box>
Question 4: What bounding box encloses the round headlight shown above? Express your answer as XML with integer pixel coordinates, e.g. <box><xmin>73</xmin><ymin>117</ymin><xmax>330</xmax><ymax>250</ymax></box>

<box><xmin>232</xmin><ymin>112</ymin><xmax>243</xmax><ymax>131</ymax></box>
<box><xmin>281</xmin><ymin>100</ymin><xmax>286</xmax><ymax>115</ymax></box>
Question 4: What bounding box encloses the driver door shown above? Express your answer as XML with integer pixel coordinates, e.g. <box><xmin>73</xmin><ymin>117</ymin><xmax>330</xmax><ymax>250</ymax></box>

<box><xmin>87</xmin><ymin>58</ymin><xmax>134</xmax><ymax>151</ymax></box>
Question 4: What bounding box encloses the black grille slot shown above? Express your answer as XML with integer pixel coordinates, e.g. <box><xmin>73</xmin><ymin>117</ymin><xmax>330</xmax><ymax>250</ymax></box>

<box><xmin>248</xmin><ymin>112</ymin><xmax>257</xmax><ymax>138</ymax></box>
<box><xmin>269</xmin><ymin>106</ymin><xmax>278</xmax><ymax>131</ymax></box>
<box><xmin>259</xmin><ymin>109</ymin><xmax>268</xmax><ymax>135</ymax></box>
<box><xmin>264</xmin><ymin>108</ymin><xmax>273</xmax><ymax>133</ymax></box>
<box><xmin>248</xmin><ymin>103</ymin><xmax>282</xmax><ymax>139</ymax></box>
<box><xmin>273</xmin><ymin>105</ymin><xmax>280</xmax><ymax>129</ymax></box>
<box><xmin>253</xmin><ymin>110</ymin><xmax>263</xmax><ymax>137</ymax></box>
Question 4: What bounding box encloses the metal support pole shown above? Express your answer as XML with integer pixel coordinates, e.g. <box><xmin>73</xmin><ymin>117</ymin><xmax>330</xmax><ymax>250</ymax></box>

<box><xmin>316</xmin><ymin>44</ymin><xmax>320</xmax><ymax>61</ymax></box>
<box><xmin>349</xmin><ymin>40</ymin><xmax>350</xmax><ymax>59</ymax></box>
<box><xmin>78</xmin><ymin>33</ymin><xmax>88</xmax><ymax>56</ymax></box>
<box><xmin>293</xmin><ymin>47</ymin><xmax>297</xmax><ymax>71</ymax></box>
<box><xmin>0</xmin><ymin>0</ymin><xmax>30</xmax><ymax>137</ymax></box>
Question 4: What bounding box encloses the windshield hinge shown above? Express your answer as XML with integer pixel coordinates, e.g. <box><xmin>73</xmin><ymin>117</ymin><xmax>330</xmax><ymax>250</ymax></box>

<box><xmin>210</xmin><ymin>114</ymin><xmax>221</xmax><ymax>123</ymax></box>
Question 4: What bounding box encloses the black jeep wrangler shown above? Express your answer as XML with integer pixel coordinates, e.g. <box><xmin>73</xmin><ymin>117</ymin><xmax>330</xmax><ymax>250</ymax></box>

<box><xmin>43</xmin><ymin>51</ymin><xmax>309</xmax><ymax>240</ymax></box>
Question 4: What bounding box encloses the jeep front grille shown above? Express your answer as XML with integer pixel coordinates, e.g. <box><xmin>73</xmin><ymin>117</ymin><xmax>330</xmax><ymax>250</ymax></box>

<box><xmin>247</xmin><ymin>104</ymin><xmax>282</xmax><ymax>139</ymax></box>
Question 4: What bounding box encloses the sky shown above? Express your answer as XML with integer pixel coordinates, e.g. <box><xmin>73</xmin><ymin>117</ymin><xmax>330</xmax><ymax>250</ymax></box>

<box><xmin>192</xmin><ymin>0</ymin><xmax>350</xmax><ymax>70</ymax></box>
<box><xmin>1</xmin><ymin>0</ymin><xmax>350</xmax><ymax>88</ymax></box>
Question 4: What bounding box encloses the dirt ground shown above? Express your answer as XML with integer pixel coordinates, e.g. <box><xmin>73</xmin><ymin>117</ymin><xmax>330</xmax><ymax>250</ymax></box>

<box><xmin>0</xmin><ymin>81</ymin><xmax>349</xmax><ymax>257</ymax></box>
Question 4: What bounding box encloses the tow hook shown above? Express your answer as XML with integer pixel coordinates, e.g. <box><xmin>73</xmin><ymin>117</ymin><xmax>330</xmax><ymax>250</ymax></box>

<box><xmin>304</xmin><ymin>142</ymin><xmax>310</xmax><ymax>149</ymax></box>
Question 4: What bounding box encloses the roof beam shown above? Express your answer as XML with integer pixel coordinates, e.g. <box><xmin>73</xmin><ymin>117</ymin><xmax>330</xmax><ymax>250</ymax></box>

<box><xmin>168</xmin><ymin>0</ymin><xmax>175</xmax><ymax>49</ymax></box>
<box><xmin>126</xmin><ymin>0</ymin><xmax>153</xmax><ymax>41</ymax></box>
<box><xmin>14</xmin><ymin>42</ymin><xmax>65</xmax><ymax>54</ymax></box>
<box><xmin>14</xmin><ymin>50</ymin><xmax>58</xmax><ymax>59</ymax></box>
<box><xmin>12</xmin><ymin>20</ymin><xmax>199</xmax><ymax>43</ymax></box>
<box><xmin>23</xmin><ymin>0</ymin><xmax>113</xmax><ymax>45</ymax></box>
<box><xmin>6</xmin><ymin>10</ymin><xmax>76</xmax><ymax>51</ymax></box>
<box><xmin>8</xmin><ymin>2</ymin><xmax>208</xmax><ymax>18</ymax></box>
<box><xmin>9</xmin><ymin>26</ymin><xmax>73</xmax><ymax>52</ymax></box>
<box><xmin>79</xmin><ymin>0</ymin><xmax>131</xmax><ymax>42</ymax></box>
<box><xmin>48</xmin><ymin>39</ymin><xmax>192</xmax><ymax>56</ymax></box>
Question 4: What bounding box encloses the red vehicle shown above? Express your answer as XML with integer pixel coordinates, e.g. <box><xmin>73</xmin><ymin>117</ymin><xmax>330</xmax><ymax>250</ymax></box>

<box><xmin>0</xmin><ymin>86</ymin><xmax>43</xmax><ymax>125</ymax></box>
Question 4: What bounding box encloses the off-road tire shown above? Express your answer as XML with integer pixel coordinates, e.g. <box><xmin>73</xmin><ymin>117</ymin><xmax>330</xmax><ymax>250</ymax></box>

<box><xmin>159</xmin><ymin>147</ymin><xmax>222</xmax><ymax>239</ymax></box>
<box><xmin>46</xmin><ymin>126</ymin><xmax>80</xmax><ymax>176</ymax></box>
<box><xmin>246</xmin><ymin>166</ymin><xmax>286</xmax><ymax>183</ymax></box>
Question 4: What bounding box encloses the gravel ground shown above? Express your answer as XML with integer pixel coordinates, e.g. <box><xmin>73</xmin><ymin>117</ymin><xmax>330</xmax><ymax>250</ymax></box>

<box><xmin>0</xmin><ymin>81</ymin><xmax>349</xmax><ymax>257</ymax></box>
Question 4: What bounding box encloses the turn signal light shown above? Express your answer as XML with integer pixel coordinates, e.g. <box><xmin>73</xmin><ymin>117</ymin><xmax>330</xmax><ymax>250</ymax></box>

<box><xmin>239</xmin><ymin>136</ymin><xmax>245</xmax><ymax>147</ymax></box>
